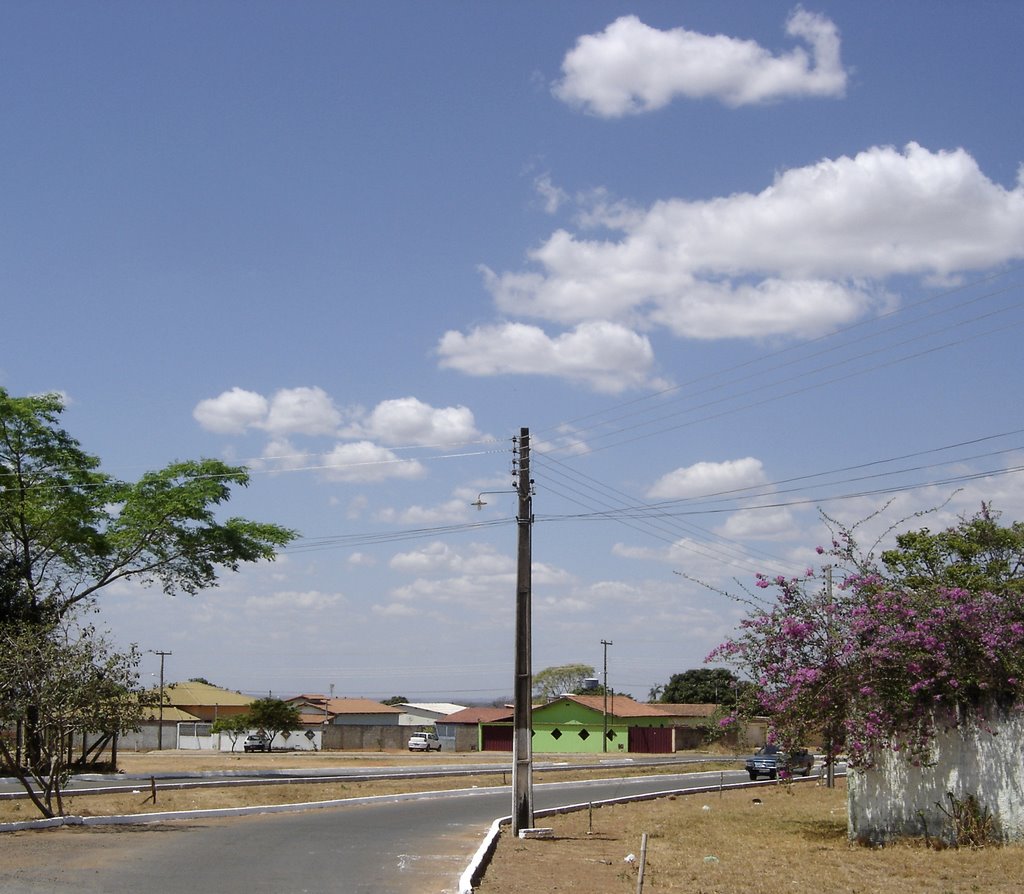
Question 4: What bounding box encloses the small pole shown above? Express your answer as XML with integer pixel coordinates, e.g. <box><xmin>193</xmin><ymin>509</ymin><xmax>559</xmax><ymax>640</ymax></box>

<box><xmin>636</xmin><ymin>832</ymin><xmax>649</xmax><ymax>894</ymax></box>
<box><xmin>601</xmin><ymin>639</ymin><xmax>613</xmax><ymax>752</ymax></box>
<box><xmin>150</xmin><ymin>650</ymin><xmax>172</xmax><ymax>750</ymax></box>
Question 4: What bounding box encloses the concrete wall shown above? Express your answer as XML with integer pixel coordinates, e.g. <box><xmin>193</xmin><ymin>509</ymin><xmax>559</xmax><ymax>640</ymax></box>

<box><xmin>848</xmin><ymin>707</ymin><xmax>1024</xmax><ymax>844</ymax></box>
<box><xmin>323</xmin><ymin>723</ymin><xmax>409</xmax><ymax>751</ymax></box>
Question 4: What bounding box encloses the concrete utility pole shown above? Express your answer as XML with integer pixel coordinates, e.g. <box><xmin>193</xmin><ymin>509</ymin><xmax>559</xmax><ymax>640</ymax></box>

<box><xmin>825</xmin><ymin>565</ymin><xmax>836</xmax><ymax>789</ymax></box>
<box><xmin>601</xmin><ymin>639</ymin><xmax>613</xmax><ymax>752</ymax></box>
<box><xmin>511</xmin><ymin>427</ymin><xmax>534</xmax><ymax>835</ymax></box>
<box><xmin>150</xmin><ymin>650</ymin><xmax>172</xmax><ymax>750</ymax></box>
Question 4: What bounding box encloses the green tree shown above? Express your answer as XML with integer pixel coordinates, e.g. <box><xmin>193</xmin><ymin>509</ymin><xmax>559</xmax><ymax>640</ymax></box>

<box><xmin>381</xmin><ymin>695</ymin><xmax>408</xmax><ymax>706</ymax></box>
<box><xmin>659</xmin><ymin>668</ymin><xmax>745</xmax><ymax>705</ymax></box>
<box><xmin>0</xmin><ymin>388</ymin><xmax>296</xmax><ymax>788</ymax></box>
<box><xmin>0</xmin><ymin>621</ymin><xmax>147</xmax><ymax>817</ymax></box>
<box><xmin>0</xmin><ymin>389</ymin><xmax>297</xmax><ymax>624</ymax></box>
<box><xmin>246</xmin><ymin>697</ymin><xmax>301</xmax><ymax>747</ymax></box>
<box><xmin>880</xmin><ymin>502</ymin><xmax>1024</xmax><ymax>596</ymax></box>
<box><xmin>533</xmin><ymin>663</ymin><xmax>596</xmax><ymax>700</ymax></box>
<box><xmin>211</xmin><ymin>714</ymin><xmax>251</xmax><ymax>752</ymax></box>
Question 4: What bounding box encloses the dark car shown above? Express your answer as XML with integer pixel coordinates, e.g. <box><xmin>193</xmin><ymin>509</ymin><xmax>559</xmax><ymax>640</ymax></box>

<box><xmin>243</xmin><ymin>734</ymin><xmax>271</xmax><ymax>753</ymax></box>
<box><xmin>744</xmin><ymin>744</ymin><xmax>814</xmax><ymax>780</ymax></box>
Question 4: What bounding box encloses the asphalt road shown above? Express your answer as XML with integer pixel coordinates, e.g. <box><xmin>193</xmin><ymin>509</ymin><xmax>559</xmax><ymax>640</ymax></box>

<box><xmin>1</xmin><ymin>769</ymin><xmax>750</xmax><ymax>893</ymax></box>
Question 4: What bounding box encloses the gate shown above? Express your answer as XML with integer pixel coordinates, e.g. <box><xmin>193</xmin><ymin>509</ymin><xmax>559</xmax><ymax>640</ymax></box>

<box><xmin>628</xmin><ymin>726</ymin><xmax>673</xmax><ymax>754</ymax></box>
<box><xmin>482</xmin><ymin>724</ymin><xmax>514</xmax><ymax>751</ymax></box>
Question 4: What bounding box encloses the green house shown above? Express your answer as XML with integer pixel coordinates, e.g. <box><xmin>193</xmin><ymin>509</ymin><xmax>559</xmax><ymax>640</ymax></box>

<box><xmin>479</xmin><ymin>694</ymin><xmax>695</xmax><ymax>754</ymax></box>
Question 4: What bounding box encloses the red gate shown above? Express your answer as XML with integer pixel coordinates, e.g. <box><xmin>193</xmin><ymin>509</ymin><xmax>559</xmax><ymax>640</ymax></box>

<box><xmin>482</xmin><ymin>724</ymin><xmax>514</xmax><ymax>751</ymax></box>
<box><xmin>628</xmin><ymin>726</ymin><xmax>673</xmax><ymax>754</ymax></box>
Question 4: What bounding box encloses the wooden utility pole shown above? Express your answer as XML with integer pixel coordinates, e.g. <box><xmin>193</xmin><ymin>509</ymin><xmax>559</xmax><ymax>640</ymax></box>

<box><xmin>511</xmin><ymin>427</ymin><xmax>534</xmax><ymax>834</ymax></box>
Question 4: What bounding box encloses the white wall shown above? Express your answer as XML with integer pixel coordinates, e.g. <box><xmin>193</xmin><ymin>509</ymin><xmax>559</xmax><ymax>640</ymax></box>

<box><xmin>848</xmin><ymin>707</ymin><xmax>1024</xmax><ymax>844</ymax></box>
<box><xmin>188</xmin><ymin>728</ymin><xmax>322</xmax><ymax>751</ymax></box>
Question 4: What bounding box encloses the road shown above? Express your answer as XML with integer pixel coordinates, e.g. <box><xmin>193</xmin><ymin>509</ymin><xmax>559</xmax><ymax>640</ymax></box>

<box><xmin>0</xmin><ymin>754</ymin><xmax>721</xmax><ymax>797</ymax></box>
<box><xmin>1</xmin><ymin>768</ymin><xmax>750</xmax><ymax>893</ymax></box>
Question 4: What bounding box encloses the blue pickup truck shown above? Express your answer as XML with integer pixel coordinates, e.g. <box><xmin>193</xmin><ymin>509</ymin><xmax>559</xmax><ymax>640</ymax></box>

<box><xmin>745</xmin><ymin>744</ymin><xmax>814</xmax><ymax>780</ymax></box>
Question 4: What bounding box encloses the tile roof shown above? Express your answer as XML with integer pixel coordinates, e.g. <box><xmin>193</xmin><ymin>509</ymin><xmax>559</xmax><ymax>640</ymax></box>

<box><xmin>286</xmin><ymin>694</ymin><xmax>402</xmax><ymax>714</ymax></box>
<box><xmin>654</xmin><ymin>703</ymin><xmax>719</xmax><ymax>718</ymax></box>
<box><xmin>440</xmin><ymin>706</ymin><xmax>515</xmax><ymax>723</ymax></box>
<box><xmin>550</xmin><ymin>694</ymin><xmax>674</xmax><ymax>718</ymax></box>
<box><xmin>327</xmin><ymin>697</ymin><xmax>403</xmax><ymax>715</ymax></box>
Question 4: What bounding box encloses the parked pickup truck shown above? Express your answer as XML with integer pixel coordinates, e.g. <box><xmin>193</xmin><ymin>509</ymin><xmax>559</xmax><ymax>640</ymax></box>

<box><xmin>744</xmin><ymin>744</ymin><xmax>814</xmax><ymax>780</ymax></box>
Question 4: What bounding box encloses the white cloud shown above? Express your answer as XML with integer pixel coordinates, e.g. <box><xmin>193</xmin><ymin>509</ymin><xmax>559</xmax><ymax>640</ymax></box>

<box><xmin>193</xmin><ymin>387</ymin><xmax>268</xmax><ymax>434</ymax></box>
<box><xmin>389</xmin><ymin>541</ymin><xmax>512</xmax><ymax>577</ymax></box>
<box><xmin>372</xmin><ymin>602</ymin><xmax>421</xmax><ymax>618</ymax></box>
<box><xmin>534</xmin><ymin>173</ymin><xmax>568</xmax><ymax>213</ymax></box>
<box><xmin>648</xmin><ymin>457</ymin><xmax>767</xmax><ymax>500</ymax></box>
<box><xmin>192</xmin><ymin>385</ymin><xmax>339</xmax><ymax>436</ymax></box>
<box><xmin>553</xmin><ymin>9</ymin><xmax>846</xmax><ymax>117</ymax></box>
<box><xmin>650</xmin><ymin>278</ymin><xmax>887</xmax><ymax>340</ymax></box>
<box><xmin>264</xmin><ymin>386</ymin><xmax>341</xmax><ymax>436</ymax></box>
<box><xmin>244</xmin><ymin>589</ymin><xmax>345</xmax><ymax>612</ymax></box>
<box><xmin>376</xmin><ymin>498</ymin><xmax>472</xmax><ymax>526</ymax></box>
<box><xmin>715</xmin><ymin>507</ymin><xmax>799</xmax><ymax>541</ymax></box>
<box><xmin>612</xmin><ymin>537</ymin><xmax>751</xmax><ymax>582</ymax></box>
<box><xmin>345</xmin><ymin>396</ymin><xmax>481</xmax><ymax>446</ymax></box>
<box><xmin>321</xmin><ymin>441</ymin><xmax>426</xmax><ymax>483</ymax></box>
<box><xmin>437</xmin><ymin>320</ymin><xmax>661</xmax><ymax>394</ymax></box>
<box><xmin>193</xmin><ymin>388</ymin><xmax>478</xmax><ymax>485</ymax></box>
<box><xmin>484</xmin><ymin>144</ymin><xmax>1024</xmax><ymax>335</ymax></box>
<box><xmin>380</xmin><ymin>542</ymin><xmax>576</xmax><ymax>615</ymax></box>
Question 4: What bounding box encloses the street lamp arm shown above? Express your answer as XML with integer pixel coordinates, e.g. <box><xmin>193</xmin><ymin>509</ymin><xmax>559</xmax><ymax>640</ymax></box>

<box><xmin>471</xmin><ymin>489</ymin><xmax>516</xmax><ymax>510</ymax></box>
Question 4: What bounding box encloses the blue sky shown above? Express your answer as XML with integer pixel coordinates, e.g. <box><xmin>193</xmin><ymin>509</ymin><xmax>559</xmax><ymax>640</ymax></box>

<box><xmin>3</xmin><ymin>2</ymin><xmax>1024</xmax><ymax>704</ymax></box>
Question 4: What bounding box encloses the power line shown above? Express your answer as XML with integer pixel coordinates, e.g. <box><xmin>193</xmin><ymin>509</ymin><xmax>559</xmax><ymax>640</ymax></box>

<box><xmin>536</xmin><ymin>265</ymin><xmax>1024</xmax><ymax>452</ymax></box>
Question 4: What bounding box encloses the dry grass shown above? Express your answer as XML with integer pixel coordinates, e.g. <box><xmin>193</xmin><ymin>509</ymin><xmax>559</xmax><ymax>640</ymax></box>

<box><xmin>0</xmin><ymin>751</ymin><xmax>733</xmax><ymax>824</ymax></box>
<box><xmin>477</xmin><ymin>780</ymin><xmax>1024</xmax><ymax>893</ymax></box>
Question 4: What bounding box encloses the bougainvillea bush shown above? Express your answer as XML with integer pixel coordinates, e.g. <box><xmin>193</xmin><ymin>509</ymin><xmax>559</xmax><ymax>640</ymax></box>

<box><xmin>709</xmin><ymin>505</ymin><xmax>1024</xmax><ymax>768</ymax></box>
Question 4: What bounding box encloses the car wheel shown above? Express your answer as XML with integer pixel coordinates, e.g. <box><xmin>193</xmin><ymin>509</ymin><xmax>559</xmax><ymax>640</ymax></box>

<box><xmin>747</xmin><ymin>770</ymin><xmax>757</xmax><ymax>781</ymax></box>
<box><xmin>769</xmin><ymin>769</ymin><xmax>777</xmax><ymax>780</ymax></box>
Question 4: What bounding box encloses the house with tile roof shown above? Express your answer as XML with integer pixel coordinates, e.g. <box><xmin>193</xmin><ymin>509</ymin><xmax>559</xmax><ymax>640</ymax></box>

<box><xmin>285</xmin><ymin>694</ymin><xmax>411</xmax><ymax>750</ymax></box>
<box><xmin>436</xmin><ymin>706</ymin><xmax>515</xmax><ymax>751</ymax></box>
<box><xmin>286</xmin><ymin>694</ymin><xmax>405</xmax><ymax>726</ymax></box>
<box><xmin>477</xmin><ymin>694</ymin><xmax>717</xmax><ymax>754</ymax></box>
<box><xmin>155</xmin><ymin>680</ymin><xmax>254</xmax><ymax>722</ymax></box>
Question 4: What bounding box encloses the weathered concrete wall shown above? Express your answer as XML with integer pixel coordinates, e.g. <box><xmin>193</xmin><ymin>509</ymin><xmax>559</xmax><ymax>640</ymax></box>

<box><xmin>848</xmin><ymin>708</ymin><xmax>1024</xmax><ymax>844</ymax></box>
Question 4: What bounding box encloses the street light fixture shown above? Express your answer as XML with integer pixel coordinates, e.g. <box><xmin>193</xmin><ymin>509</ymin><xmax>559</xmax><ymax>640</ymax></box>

<box><xmin>472</xmin><ymin>490</ymin><xmax>516</xmax><ymax>510</ymax></box>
